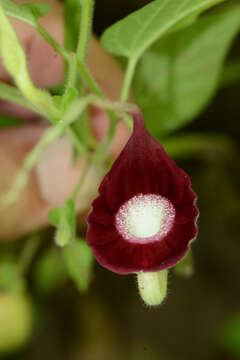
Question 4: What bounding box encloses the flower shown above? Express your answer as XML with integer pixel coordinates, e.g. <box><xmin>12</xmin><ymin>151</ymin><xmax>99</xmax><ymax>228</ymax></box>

<box><xmin>87</xmin><ymin>111</ymin><xmax>199</xmax><ymax>274</ymax></box>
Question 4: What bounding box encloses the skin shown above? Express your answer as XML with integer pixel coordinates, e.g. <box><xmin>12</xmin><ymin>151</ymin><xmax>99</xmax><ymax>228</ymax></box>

<box><xmin>0</xmin><ymin>0</ymin><xmax>131</xmax><ymax>240</ymax></box>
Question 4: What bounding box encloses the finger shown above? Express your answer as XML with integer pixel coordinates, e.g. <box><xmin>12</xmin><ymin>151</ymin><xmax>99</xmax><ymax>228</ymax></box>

<box><xmin>0</xmin><ymin>126</ymin><xmax>103</xmax><ymax>240</ymax></box>
<box><xmin>0</xmin><ymin>2</ymin><xmax>131</xmax><ymax>240</ymax></box>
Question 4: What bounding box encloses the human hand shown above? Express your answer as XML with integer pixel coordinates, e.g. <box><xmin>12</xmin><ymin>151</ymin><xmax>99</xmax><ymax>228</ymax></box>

<box><xmin>0</xmin><ymin>0</ymin><xmax>130</xmax><ymax>239</ymax></box>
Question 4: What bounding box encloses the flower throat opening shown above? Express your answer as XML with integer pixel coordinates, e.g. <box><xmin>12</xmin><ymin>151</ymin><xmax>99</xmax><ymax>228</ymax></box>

<box><xmin>115</xmin><ymin>194</ymin><xmax>175</xmax><ymax>244</ymax></box>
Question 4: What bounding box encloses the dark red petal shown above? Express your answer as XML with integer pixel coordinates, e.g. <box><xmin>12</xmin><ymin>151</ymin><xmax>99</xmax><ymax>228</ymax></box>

<box><xmin>87</xmin><ymin>111</ymin><xmax>199</xmax><ymax>274</ymax></box>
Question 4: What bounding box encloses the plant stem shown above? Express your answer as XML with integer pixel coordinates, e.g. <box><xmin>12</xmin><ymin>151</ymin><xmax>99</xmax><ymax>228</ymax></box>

<box><xmin>77</xmin><ymin>0</ymin><xmax>94</xmax><ymax>64</ymax></box>
<box><xmin>35</xmin><ymin>23</ymin><xmax>70</xmax><ymax>61</ymax></box>
<box><xmin>66</xmin><ymin>126</ymin><xmax>87</xmax><ymax>157</ymax></box>
<box><xmin>120</xmin><ymin>57</ymin><xmax>137</xmax><ymax>102</ymax></box>
<box><xmin>66</xmin><ymin>53</ymin><xmax>78</xmax><ymax>89</ymax></box>
<box><xmin>72</xmin><ymin>158</ymin><xmax>91</xmax><ymax>201</ymax></box>
<box><xmin>77</xmin><ymin>61</ymin><xmax>102</xmax><ymax>95</ymax></box>
<box><xmin>2</xmin><ymin>96</ymin><xmax>92</xmax><ymax>206</ymax></box>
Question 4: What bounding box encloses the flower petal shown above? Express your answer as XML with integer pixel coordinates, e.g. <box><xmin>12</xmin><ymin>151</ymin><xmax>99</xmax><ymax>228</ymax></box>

<box><xmin>87</xmin><ymin>111</ymin><xmax>199</xmax><ymax>274</ymax></box>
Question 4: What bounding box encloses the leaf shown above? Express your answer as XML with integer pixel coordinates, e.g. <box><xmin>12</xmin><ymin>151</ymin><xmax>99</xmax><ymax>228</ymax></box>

<box><xmin>1</xmin><ymin>0</ymin><xmax>50</xmax><ymax>27</ymax></box>
<box><xmin>0</xmin><ymin>3</ymin><xmax>55</xmax><ymax>118</ymax></box>
<box><xmin>48</xmin><ymin>208</ymin><xmax>61</xmax><ymax>227</ymax></box>
<box><xmin>101</xmin><ymin>0</ymin><xmax>225</xmax><ymax>61</ymax></box>
<box><xmin>49</xmin><ymin>199</ymin><xmax>76</xmax><ymax>247</ymax></box>
<box><xmin>134</xmin><ymin>5</ymin><xmax>240</xmax><ymax>136</ymax></box>
<box><xmin>63</xmin><ymin>239</ymin><xmax>94</xmax><ymax>292</ymax></box>
<box><xmin>34</xmin><ymin>247</ymin><xmax>66</xmax><ymax>294</ymax></box>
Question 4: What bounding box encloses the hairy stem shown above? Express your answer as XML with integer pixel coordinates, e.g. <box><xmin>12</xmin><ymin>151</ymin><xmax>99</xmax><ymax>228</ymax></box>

<box><xmin>77</xmin><ymin>0</ymin><xmax>94</xmax><ymax>64</ymax></box>
<box><xmin>120</xmin><ymin>57</ymin><xmax>137</xmax><ymax>102</ymax></box>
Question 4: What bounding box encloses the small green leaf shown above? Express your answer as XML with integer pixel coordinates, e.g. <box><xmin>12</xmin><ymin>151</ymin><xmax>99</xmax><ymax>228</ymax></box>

<box><xmin>63</xmin><ymin>239</ymin><xmax>94</xmax><ymax>292</ymax></box>
<box><xmin>34</xmin><ymin>247</ymin><xmax>66</xmax><ymax>294</ymax></box>
<box><xmin>1</xmin><ymin>0</ymin><xmax>50</xmax><ymax>27</ymax></box>
<box><xmin>101</xmin><ymin>0</ymin><xmax>225</xmax><ymax>61</ymax></box>
<box><xmin>134</xmin><ymin>5</ymin><xmax>240</xmax><ymax>136</ymax></box>
<box><xmin>48</xmin><ymin>208</ymin><xmax>61</xmax><ymax>227</ymax></box>
<box><xmin>52</xmin><ymin>199</ymin><xmax>76</xmax><ymax>247</ymax></box>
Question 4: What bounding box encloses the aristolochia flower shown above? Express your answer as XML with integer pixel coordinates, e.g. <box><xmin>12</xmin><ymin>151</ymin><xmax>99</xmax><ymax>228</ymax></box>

<box><xmin>87</xmin><ymin>111</ymin><xmax>199</xmax><ymax>275</ymax></box>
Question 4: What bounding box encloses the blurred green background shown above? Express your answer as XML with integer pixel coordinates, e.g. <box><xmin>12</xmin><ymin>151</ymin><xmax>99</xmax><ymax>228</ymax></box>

<box><xmin>1</xmin><ymin>0</ymin><xmax>240</xmax><ymax>359</ymax></box>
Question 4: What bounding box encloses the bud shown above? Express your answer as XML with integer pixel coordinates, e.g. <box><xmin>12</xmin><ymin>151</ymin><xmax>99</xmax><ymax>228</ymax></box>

<box><xmin>137</xmin><ymin>270</ymin><xmax>168</xmax><ymax>306</ymax></box>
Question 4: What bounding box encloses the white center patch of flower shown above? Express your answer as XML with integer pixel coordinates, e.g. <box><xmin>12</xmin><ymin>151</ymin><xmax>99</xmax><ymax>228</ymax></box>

<box><xmin>115</xmin><ymin>194</ymin><xmax>175</xmax><ymax>244</ymax></box>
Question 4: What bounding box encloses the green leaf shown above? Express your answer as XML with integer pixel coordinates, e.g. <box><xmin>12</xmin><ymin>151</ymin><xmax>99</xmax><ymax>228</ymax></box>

<box><xmin>0</xmin><ymin>3</ymin><xmax>57</xmax><ymax>119</ymax></box>
<box><xmin>62</xmin><ymin>239</ymin><xmax>94</xmax><ymax>292</ymax></box>
<box><xmin>48</xmin><ymin>208</ymin><xmax>61</xmax><ymax>227</ymax></box>
<box><xmin>50</xmin><ymin>199</ymin><xmax>76</xmax><ymax>247</ymax></box>
<box><xmin>34</xmin><ymin>247</ymin><xmax>66</xmax><ymax>294</ymax></box>
<box><xmin>134</xmin><ymin>5</ymin><xmax>240</xmax><ymax>136</ymax></box>
<box><xmin>101</xmin><ymin>0</ymin><xmax>225</xmax><ymax>61</ymax></box>
<box><xmin>1</xmin><ymin>0</ymin><xmax>50</xmax><ymax>27</ymax></box>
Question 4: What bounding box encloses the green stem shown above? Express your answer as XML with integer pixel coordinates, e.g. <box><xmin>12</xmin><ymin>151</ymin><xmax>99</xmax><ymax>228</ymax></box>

<box><xmin>77</xmin><ymin>60</ymin><xmax>102</xmax><ymax>95</ymax></box>
<box><xmin>92</xmin><ymin>112</ymin><xmax>118</xmax><ymax>164</ymax></box>
<box><xmin>2</xmin><ymin>96</ymin><xmax>92</xmax><ymax>206</ymax></box>
<box><xmin>120</xmin><ymin>57</ymin><xmax>137</xmax><ymax>102</ymax></box>
<box><xmin>72</xmin><ymin>158</ymin><xmax>91</xmax><ymax>201</ymax></box>
<box><xmin>77</xmin><ymin>0</ymin><xmax>94</xmax><ymax>64</ymax></box>
<box><xmin>66</xmin><ymin>126</ymin><xmax>87</xmax><ymax>157</ymax></box>
<box><xmin>66</xmin><ymin>53</ymin><xmax>78</xmax><ymax>89</ymax></box>
<box><xmin>35</xmin><ymin>23</ymin><xmax>70</xmax><ymax>60</ymax></box>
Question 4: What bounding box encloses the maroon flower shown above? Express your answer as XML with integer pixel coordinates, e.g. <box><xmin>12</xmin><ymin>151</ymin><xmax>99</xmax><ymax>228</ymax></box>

<box><xmin>87</xmin><ymin>111</ymin><xmax>199</xmax><ymax>274</ymax></box>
